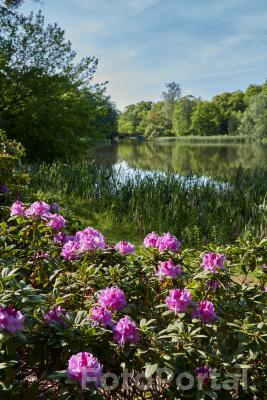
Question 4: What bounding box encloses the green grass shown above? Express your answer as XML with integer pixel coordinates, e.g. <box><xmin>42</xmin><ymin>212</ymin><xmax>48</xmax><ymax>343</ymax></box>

<box><xmin>26</xmin><ymin>161</ymin><xmax>267</xmax><ymax>246</ymax></box>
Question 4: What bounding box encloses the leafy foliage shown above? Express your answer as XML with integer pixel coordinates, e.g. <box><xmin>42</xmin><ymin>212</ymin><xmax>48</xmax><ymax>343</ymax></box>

<box><xmin>0</xmin><ymin>130</ymin><xmax>29</xmax><ymax>216</ymax></box>
<box><xmin>0</xmin><ymin>6</ymin><xmax>117</xmax><ymax>161</ymax></box>
<box><xmin>0</xmin><ymin>209</ymin><xmax>266</xmax><ymax>399</ymax></box>
<box><xmin>118</xmin><ymin>81</ymin><xmax>267</xmax><ymax>138</ymax></box>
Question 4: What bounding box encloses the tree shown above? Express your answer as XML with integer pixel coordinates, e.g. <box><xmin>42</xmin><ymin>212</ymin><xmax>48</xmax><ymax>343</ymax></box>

<box><xmin>172</xmin><ymin>95</ymin><xmax>198</xmax><ymax>136</ymax></box>
<box><xmin>1</xmin><ymin>0</ymin><xmax>41</xmax><ymax>8</ymax></box>
<box><xmin>238</xmin><ymin>93</ymin><xmax>267</xmax><ymax>138</ymax></box>
<box><xmin>244</xmin><ymin>84</ymin><xmax>263</xmax><ymax>104</ymax></box>
<box><xmin>190</xmin><ymin>101</ymin><xmax>222</xmax><ymax>136</ymax></box>
<box><xmin>162</xmin><ymin>82</ymin><xmax>181</xmax><ymax>128</ymax></box>
<box><xmin>212</xmin><ymin>91</ymin><xmax>245</xmax><ymax>134</ymax></box>
<box><xmin>117</xmin><ymin>101</ymin><xmax>152</xmax><ymax>136</ymax></box>
<box><xmin>0</xmin><ymin>8</ymin><xmax>112</xmax><ymax>161</ymax></box>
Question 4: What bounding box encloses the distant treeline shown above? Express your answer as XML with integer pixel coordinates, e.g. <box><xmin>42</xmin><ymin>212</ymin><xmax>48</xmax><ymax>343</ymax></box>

<box><xmin>0</xmin><ymin>1</ymin><xmax>117</xmax><ymax>162</ymax></box>
<box><xmin>118</xmin><ymin>81</ymin><xmax>267</xmax><ymax>139</ymax></box>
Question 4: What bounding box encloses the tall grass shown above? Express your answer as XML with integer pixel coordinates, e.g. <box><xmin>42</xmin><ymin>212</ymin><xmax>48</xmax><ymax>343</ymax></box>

<box><xmin>26</xmin><ymin>161</ymin><xmax>267</xmax><ymax>246</ymax></box>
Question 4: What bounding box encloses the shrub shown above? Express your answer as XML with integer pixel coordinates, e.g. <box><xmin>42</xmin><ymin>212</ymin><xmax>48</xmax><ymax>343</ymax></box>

<box><xmin>0</xmin><ymin>201</ymin><xmax>266</xmax><ymax>399</ymax></box>
<box><xmin>0</xmin><ymin>130</ymin><xmax>29</xmax><ymax>218</ymax></box>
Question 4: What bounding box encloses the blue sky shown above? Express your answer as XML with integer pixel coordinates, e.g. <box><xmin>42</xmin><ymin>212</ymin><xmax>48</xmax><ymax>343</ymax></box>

<box><xmin>21</xmin><ymin>0</ymin><xmax>267</xmax><ymax>110</ymax></box>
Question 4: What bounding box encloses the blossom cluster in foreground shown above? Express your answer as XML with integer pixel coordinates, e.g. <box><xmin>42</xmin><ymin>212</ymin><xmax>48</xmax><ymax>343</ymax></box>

<box><xmin>0</xmin><ymin>305</ymin><xmax>25</xmax><ymax>334</ymax></box>
<box><xmin>10</xmin><ymin>200</ymin><xmax>66</xmax><ymax>231</ymax></box>
<box><xmin>143</xmin><ymin>232</ymin><xmax>181</xmax><ymax>252</ymax></box>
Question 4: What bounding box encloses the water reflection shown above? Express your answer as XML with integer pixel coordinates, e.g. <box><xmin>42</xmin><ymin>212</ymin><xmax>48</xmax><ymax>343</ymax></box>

<box><xmin>92</xmin><ymin>140</ymin><xmax>267</xmax><ymax>181</ymax></box>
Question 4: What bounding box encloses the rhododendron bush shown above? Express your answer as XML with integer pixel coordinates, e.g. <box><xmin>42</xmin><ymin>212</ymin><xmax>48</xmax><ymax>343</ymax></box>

<box><xmin>0</xmin><ymin>201</ymin><xmax>266</xmax><ymax>399</ymax></box>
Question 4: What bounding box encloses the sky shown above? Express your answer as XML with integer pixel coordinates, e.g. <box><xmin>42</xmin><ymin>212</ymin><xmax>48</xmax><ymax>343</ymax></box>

<box><xmin>21</xmin><ymin>0</ymin><xmax>267</xmax><ymax>110</ymax></box>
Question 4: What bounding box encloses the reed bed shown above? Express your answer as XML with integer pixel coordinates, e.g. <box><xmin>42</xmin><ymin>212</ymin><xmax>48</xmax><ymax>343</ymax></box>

<box><xmin>26</xmin><ymin>161</ymin><xmax>267</xmax><ymax>246</ymax></box>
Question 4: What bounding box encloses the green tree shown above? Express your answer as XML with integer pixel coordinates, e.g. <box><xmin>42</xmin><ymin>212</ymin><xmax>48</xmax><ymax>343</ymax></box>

<box><xmin>212</xmin><ymin>91</ymin><xmax>245</xmax><ymax>134</ymax></box>
<box><xmin>162</xmin><ymin>82</ymin><xmax>181</xmax><ymax>128</ymax></box>
<box><xmin>145</xmin><ymin>101</ymin><xmax>170</xmax><ymax>138</ymax></box>
<box><xmin>238</xmin><ymin>93</ymin><xmax>267</xmax><ymax>138</ymax></box>
<box><xmin>118</xmin><ymin>101</ymin><xmax>152</xmax><ymax>136</ymax></box>
<box><xmin>191</xmin><ymin>101</ymin><xmax>222</xmax><ymax>136</ymax></box>
<box><xmin>244</xmin><ymin>84</ymin><xmax>263</xmax><ymax>104</ymax></box>
<box><xmin>172</xmin><ymin>95</ymin><xmax>198</xmax><ymax>136</ymax></box>
<box><xmin>0</xmin><ymin>8</ymin><xmax>112</xmax><ymax>161</ymax></box>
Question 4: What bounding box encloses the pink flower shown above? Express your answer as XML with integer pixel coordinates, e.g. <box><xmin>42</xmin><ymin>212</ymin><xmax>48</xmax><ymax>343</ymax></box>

<box><xmin>10</xmin><ymin>200</ymin><xmax>25</xmax><ymax>216</ymax></box>
<box><xmin>114</xmin><ymin>241</ymin><xmax>135</xmax><ymax>255</ymax></box>
<box><xmin>44</xmin><ymin>305</ymin><xmax>68</xmax><ymax>327</ymax></box>
<box><xmin>264</xmin><ymin>287</ymin><xmax>267</xmax><ymax>292</ymax></box>
<box><xmin>48</xmin><ymin>214</ymin><xmax>67</xmax><ymax>231</ymax></box>
<box><xmin>0</xmin><ymin>305</ymin><xmax>25</xmax><ymax>334</ymax></box>
<box><xmin>193</xmin><ymin>300</ymin><xmax>217</xmax><ymax>324</ymax></box>
<box><xmin>202</xmin><ymin>252</ymin><xmax>225</xmax><ymax>273</ymax></box>
<box><xmin>54</xmin><ymin>232</ymin><xmax>73</xmax><ymax>245</ymax></box>
<box><xmin>207</xmin><ymin>280</ymin><xmax>220</xmax><ymax>290</ymax></box>
<box><xmin>143</xmin><ymin>232</ymin><xmax>159</xmax><ymax>248</ymax></box>
<box><xmin>113</xmin><ymin>316</ymin><xmax>139</xmax><ymax>346</ymax></box>
<box><xmin>67</xmin><ymin>352</ymin><xmax>103</xmax><ymax>388</ymax></box>
<box><xmin>89</xmin><ymin>306</ymin><xmax>114</xmax><ymax>328</ymax></box>
<box><xmin>156</xmin><ymin>233</ymin><xmax>181</xmax><ymax>252</ymax></box>
<box><xmin>165</xmin><ymin>289</ymin><xmax>192</xmax><ymax>313</ymax></box>
<box><xmin>98</xmin><ymin>287</ymin><xmax>127</xmax><ymax>312</ymax></box>
<box><xmin>74</xmin><ymin>227</ymin><xmax>106</xmax><ymax>253</ymax></box>
<box><xmin>61</xmin><ymin>240</ymin><xmax>80</xmax><ymax>260</ymax></box>
<box><xmin>195</xmin><ymin>366</ymin><xmax>212</xmax><ymax>384</ymax></box>
<box><xmin>156</xmin><ymin>260</ymin><xmax>183</xmax><ymax>280</ymax></box>
<box><xmin>25</xmin><ymin>201</ymin><xmax>50</xmax><ymax>217</ymax></box>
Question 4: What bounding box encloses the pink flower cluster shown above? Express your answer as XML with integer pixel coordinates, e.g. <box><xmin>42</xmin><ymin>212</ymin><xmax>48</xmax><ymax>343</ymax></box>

<box><xmin>67</xmin><ymin>352</ymin><xmax>103</xmax><ymax>388</ymax></box>
<box><xmin>10</xmin><ymin>200</ymin><xmax>67</xmax><ymax>231</ymax></box>
<box><xmin>54</xmin><ymin>232</ymin><xmax>73</xmax><ymax>245</ymax></box>
<box><xmin>156</xmin><ymin>260</ymin><xmax>183</xmax><ymax>280</ymax></box>
<box><xmin>61</xmin><ymin>227</ymin><xmax>106</xmax><ymax>259</ymax></box>
<box><xmin>25</xmin><ymin>201</ymin><xmax>50</xmax><ymax>217</ymax></box>
<box><xmin>193</xmin><ymin>300</ymin><xmax>217</xmax><ymax>323</ymax></box>
<box><xmin>98</xmin><ymin>287</ymin><xmax>127</xmax><ymax>312</ymax></box>
<box><xmin>165</xmin><ymin>290</ymin><xmax>217</xmax><ymax>323</ymax></box>
<box><xmin>143</xmin><ymin>232</ymin><xmax>158</xmax><ymax>247</ymax></box>
<box><xmin>202</xmin><ymin>252</ymin><xmax>225</xmax><ymax>273</ymax></box>
<box><xmin>89</xmin><ymin>306</ymin><xmax>114</xmax><ymax>328</ymax></box>
<box><xmin>47</xmin><ymin>214</ymin><xmax>66</xmax><ymax>231</ymax></box>
<box><xmin>10</xmin><ymin>200</ymin><xmax>25</xmax><ymax>216</ymax></box>
<box><xmin>92</xmin><ymin>287</ymin><xmax>139</xmax><ymax>346</ymax></box>
<box><xmin>143</xmin><ymin>232</ymin><xmax>181</xmax><ymax>252</ymax></box>
<box><xmin>165</xmin><ymin>289</ymin><xmax>193</xmax><ymax>313</ymax></box>
<box><xmin>114</xmin><ymin>240</ymin><xmax>134</xmax><ymax>255</ymax></box>
<box><xmin>0</xmin><ymin>305</ymin><xmax>25</xmax><ymax>334</ymax></box>
<box><xmin>113</xmin><ymin>316</ymin><xmax>139</xmax><ymax>346</ymax></box>
<box><xmin>43</xmin><ymin>305</ymin><xmax>68</xmax><ymax>327</ymax></box>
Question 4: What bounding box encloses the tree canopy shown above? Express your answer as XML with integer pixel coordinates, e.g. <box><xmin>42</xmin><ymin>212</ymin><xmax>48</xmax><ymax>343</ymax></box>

<box><xmin>118</xmin><ymin>81</ymin><xmax>267</xmax><ymax>139</ymax></box>
<box><xmin>0</xmin><ymin>4</ymin><xmax>117</xmax><ymax>161</ymax></box>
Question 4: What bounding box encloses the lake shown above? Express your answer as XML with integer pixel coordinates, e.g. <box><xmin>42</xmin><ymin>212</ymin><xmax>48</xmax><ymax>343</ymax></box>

<box><xmin>92</xmin><ymin>138</ymin><xmax>267</xmax><ymax>181</ymax></box>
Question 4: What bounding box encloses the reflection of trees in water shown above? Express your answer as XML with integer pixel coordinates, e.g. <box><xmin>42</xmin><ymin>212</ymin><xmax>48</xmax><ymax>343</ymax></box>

<box><xmin>116</xmin><ymin>141</ymin><xmax>267</xmax><ymax>179</ymax></box>
<box><xmin>92</xmin><ymin>143</ymin><xmax>119</xmax><ymax>166</ymax></box>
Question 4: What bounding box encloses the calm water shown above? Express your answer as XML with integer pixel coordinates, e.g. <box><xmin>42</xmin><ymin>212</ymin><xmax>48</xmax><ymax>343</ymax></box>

<box><xmin>92</xmin><ymin>139</ymin><xmax>267</xmax><ymax>181</ymax></box>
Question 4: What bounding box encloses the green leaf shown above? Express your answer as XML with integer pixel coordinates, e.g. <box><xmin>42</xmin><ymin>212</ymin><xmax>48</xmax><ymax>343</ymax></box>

<box><xmin>145</xmin><ymin>363</ymin><xmax>158</xmax><ymax>378</ymax></box>
<box><xmin>204</xmin><ymin>388</ymin><xmax>218</xmax><ymax>399</ymax></box>
<box><xmin>48</xmin><ymin>370</ymin><xmax>66</xmax><ymax>379</ymax></box>
<box><xmin>0</xmin><ymin>360</ymin><xmax>18</xmax><ymax>369</ymax></box>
